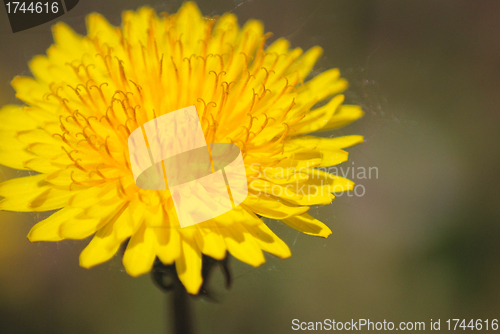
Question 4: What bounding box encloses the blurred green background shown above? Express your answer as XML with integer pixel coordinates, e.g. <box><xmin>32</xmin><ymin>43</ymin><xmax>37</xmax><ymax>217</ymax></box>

<box><xmin>1</xmin><ymin>0</ymin><xmax>499</xmax><ymax>333</ymax></box>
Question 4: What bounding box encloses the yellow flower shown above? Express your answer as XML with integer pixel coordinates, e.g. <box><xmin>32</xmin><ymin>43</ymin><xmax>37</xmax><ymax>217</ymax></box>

<box><xmin>0</xmin><ymin>2</ymin><xmax>363</xmax><ymax>294</ymax></box>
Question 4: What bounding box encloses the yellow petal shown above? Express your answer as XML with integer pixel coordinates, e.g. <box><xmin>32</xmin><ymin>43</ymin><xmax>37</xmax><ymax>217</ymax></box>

<box><xmin>243</xmin><ymin>193</ymin><xmax>309</xmax><ymax>219</ymax></box>
<box><xmin>28</xmin><ymin>55</ymin><xmax>53</xmax><ymax>84</ymax></box>
<box><xmin>175</xmin><ymin>238</ymin><xmax>203</xmax><ymax>294</ymax></box>
<box><xmin>147</xmin><ymin>206</ymin><xmax>181</xmax><ymax>264</ymax></box>
<box><xmin>294</xmin><ymin>168</ymin><xmax>335</xmax><ymax>187</ymax></box>
<box><xmin>286</xmin><ymin>135</ymin><xmax>364</xmax><ymax>151</ymax></box>
<box><xmin>52</xmin><ymin>22</ymin><xmax>85</xmax><ymax>53</ymax></box>
<box><xmin>26</xmin><ymin>143</ymin><xmax>65</xmax><ymax>159</ymax></box>
<box><xmin>291</xmin><ymin>149</ymin><xmax>348</xmax><ymax>168</ymax></box>
<box><xmin>60</xmin><ymin>202</ymin><xmax>127</xmax><ymax>239</ymax></box>
<box><xmin>0</xmin><ymin>149</ymin><xmax>36</xmax><ymax>170</ymax></box>
<box><xmin>176</xmin><ymin>2</ymin><xmax>205</xmax><ymax>43</ymax></box>
<box><xmin>297</xmin><ymin>68</ymin><xmax>347</xmax><ymax>103</ymax></box>
<box><xmin>79</xmin><ymin>205</ymin><xmax>135</xmax><ymax>268</ymax></box>
<box><xmin>11</xmin><ymin>76</ymin><xmax>47</xmax><ymax>106</ymax></box>
<box><xmin>194</xmin><ymin>226</ymin><xmax>226</xmax><ymax>260</ymax></box>
<box><xmin>16</xmin><ymin>129</ymin><xmax>61</xmax><ymax>146</ymax></box>
<box><xmin>291</xmin><ymin>94</ymin><xmax>345</xmax><ymax>134</ymax></box>
<box><xmin>23</xmin><ymin>158</ymin><xmax>60</xmax><ymax>173</ymax></box>
<box><xmin>271</xmin><ymin>47</ymin><xmax>303</xmax><ymax>80</ymax></box>
<box><xmin>0</xmin><ymin>105</ymin><xmax>38</xmax><ymax>131</ymax></box>
<box><xmin>332</xmin><ymin>176</ymin><xmax>355</xmax><ymax>193</ymax></box>
<box><xmin>255</xmin><ymin>166</ymin><xmax>309</xmax><ymax>185</ymax></box>
<box><xmin>265</xmin><ymin>38</ymin><xmax>290</xmax><ymax>54</ymax></box>
<box><xmin>24</xmin><ymin>106</ymin><xmax>59</xmax><ymax>124</ymax></box>
<box><xmin>288</xmin><ymin>46</ymin><xmax>323</xmax><ymax>80</ymax></box>
<box><xmin>206</xmin><ymin>205</ymin><xmax>262</xmax><ymax>226</ymax></box>
<box><xmin>319</xmin><ymin>149</ymin><xmax>349</xmax><ymax>167</ymax></box>
<box><xmin>0</xmin><ymin>174</ymin><xmax>45</xmax><ymax>198</ymax></box>
<box><xmin>282</xmin><ymin>213</ymin><xmax>332</xmax><ymax>237</ymax></box>
<box><xmin>238</xmin><ymin>19</ymin><xmax>264</xmax><ymax>55</ymax></box>
<box><xmin>86</xmin><ymin>12</ymin><xmax>119</xmax><ymax>44</ymax></box>
<box><xmin>218</xmin><ymin>224</ymin><xmax>265</xmax><ymax>267</ymax></box>
<box><xmin>27</xmin><ymin>206</ymin><xmax>83</xmax><ymax>242</ymax></box>
<box><xmin>249</xmin><ymin>179</ymin><xmax>334</xmax><ymax>206</ymax></box>
<box><xmin>0</xmin><ymin>106</ymin><xmax>40</xmax><ymax>170</ymax></box>
<box><xmin>68</xmin><ymin>182</ymin><xmax>118</xmax><ymax>208</ymax></box>
<box><xmin>123</xmin><ymin>223</ymin><xmax>156</xmax><ymax>277</ymax></box>
<box><xmin>153</xmin><ymin>226</ymin><xmax>181</xmax><ymax>265</ymax></box>
<box><xmin>322</xmin><ymin>105</ymin><xmax>365</xmax><ymax>130</ymax></box>
<box><xmin>28</xmin><ymin>187</ymin><xmax>73</xmax><ymax>211</ymax></box>
<box><xmin>79</xmin><ymin>225</ymin><xmax>122</xmax><ymax>268</ymax></box>
<box><xmin>0</xmin><ymin>175</ymin><xmax>72</xmax><ymax>212</ymax></box>
<box><xmin>245</xmin><ymin>223</ymin><xmax>291</xmax><ymax>259</ymax></box>
<box><xmin>122</xmin><ymin>7</ymin><xmax>156</xmax><ymax>45</ymax></box>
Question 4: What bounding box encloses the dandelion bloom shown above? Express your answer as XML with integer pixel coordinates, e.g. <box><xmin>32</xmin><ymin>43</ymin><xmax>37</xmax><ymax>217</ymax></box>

<box><xmin>0</xmin><ymin>2</ymin><xmax>363</xmax><ymax>293</ymax></box>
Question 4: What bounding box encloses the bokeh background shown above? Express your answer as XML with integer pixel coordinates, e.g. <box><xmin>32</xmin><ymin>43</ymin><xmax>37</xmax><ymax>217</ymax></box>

<box><xmin>1</xmin><ymin>0</ymin><xmax>500</xmax><ymax>333</ymax></box>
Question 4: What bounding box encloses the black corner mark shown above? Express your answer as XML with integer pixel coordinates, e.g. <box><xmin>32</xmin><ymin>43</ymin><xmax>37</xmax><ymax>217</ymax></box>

<box><xmin>64</xmin><ymin>0</ymin><xmax>77</xmax><ymax>11</ymax></box>
<box><xmin>3</xmin><ymin>0</ymin><xmax>79</xmax><ymax>33</ymax></box>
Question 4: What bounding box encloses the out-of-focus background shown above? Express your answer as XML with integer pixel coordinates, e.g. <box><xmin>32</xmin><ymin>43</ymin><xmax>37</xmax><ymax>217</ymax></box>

<box><xmin>1</xmin><ymin>0</ymin><xmax>500</xmax><ymax>333</ymax></box>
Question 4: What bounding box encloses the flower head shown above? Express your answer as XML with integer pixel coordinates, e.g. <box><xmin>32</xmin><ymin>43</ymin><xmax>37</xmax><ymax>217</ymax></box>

<box><xmin>0</xmin><ymin>2</ymin><xmax>363</xmax><ymax>294</ymax></box>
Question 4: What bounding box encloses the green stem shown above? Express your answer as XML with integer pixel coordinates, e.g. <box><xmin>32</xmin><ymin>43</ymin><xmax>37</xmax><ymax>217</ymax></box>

<box><xmin>171</xmin><ymin>281</ymin><xmax>194</xmax><ymax>334</ymax></box>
